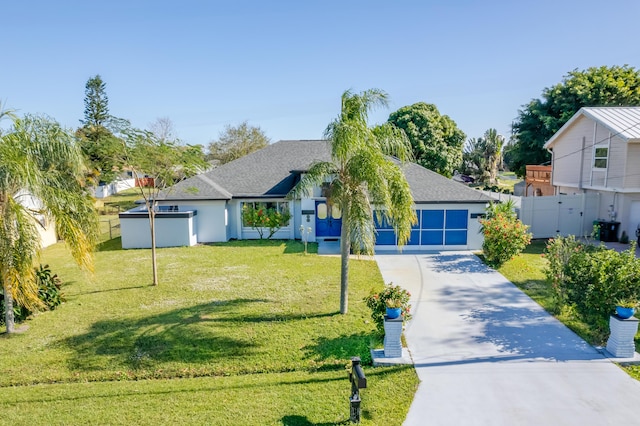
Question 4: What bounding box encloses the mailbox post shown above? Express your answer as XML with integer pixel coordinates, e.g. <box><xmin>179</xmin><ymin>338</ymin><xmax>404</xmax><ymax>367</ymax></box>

<box><xmin>349</xmin><ymin>357</ymin><xmax>367</xmax><ymax>423</ymax></box>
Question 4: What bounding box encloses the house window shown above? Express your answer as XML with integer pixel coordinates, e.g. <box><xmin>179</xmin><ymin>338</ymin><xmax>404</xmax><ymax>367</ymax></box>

<box><xmin>317</xmin><ymin>203</ymin><xmax>327</xmax><ymax>220</ymax></box>
<box><xmin>593</xmin><ymin>146</ymin><xmax>608</xmax><ymax>169</ymax></box>
<box><xmin>241</xmin><ymin>201</ymin><xmax>290</xmax><ymax>227</ymax></box>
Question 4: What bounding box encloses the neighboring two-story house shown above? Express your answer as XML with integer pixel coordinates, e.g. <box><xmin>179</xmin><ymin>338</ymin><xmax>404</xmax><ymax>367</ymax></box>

<box><xmin>120</xmin><ymin>139</ymin><xmax>492</xmax><ymax>251</ymax></box>
<box><xmin>544</xmin><ymin>107</ymin><xmax>640</xmax><ymax>240</ymax></box>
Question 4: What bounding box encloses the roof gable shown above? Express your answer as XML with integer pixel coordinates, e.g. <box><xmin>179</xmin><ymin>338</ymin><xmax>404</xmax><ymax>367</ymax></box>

<box><xmin>544</xmin><ymin>107</ymin><xmax>640</xmax><ymax>149</ymax></box>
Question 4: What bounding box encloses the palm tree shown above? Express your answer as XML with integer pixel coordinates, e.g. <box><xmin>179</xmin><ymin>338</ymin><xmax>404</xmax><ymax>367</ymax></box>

<box><xmin>482</xmin><ymin>129</ymin><xmax>505</xmax><ymax>185</ymax></box>
<box><xmin>0</xmin><ymin>112</ymin><xmax>98</xmax><ymax>333</ymax></box>
<box><xmin>290</xmin><ymin>89</ymin><xmax>416</xmax><ymax>314</ymax></box>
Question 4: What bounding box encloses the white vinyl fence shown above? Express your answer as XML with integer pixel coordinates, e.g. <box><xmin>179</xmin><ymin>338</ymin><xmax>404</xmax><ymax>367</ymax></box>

<box><xmin>520</xmin><ymin>193</ymin><xmax>600</xmax><ymax>239</ymax></box>
<box><xmin>95</xmin><ymin>178</ymin><xmax>135</xmax><ymax>198</ymax></box>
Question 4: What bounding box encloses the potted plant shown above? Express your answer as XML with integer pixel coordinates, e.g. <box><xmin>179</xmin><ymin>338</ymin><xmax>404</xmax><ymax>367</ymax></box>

<box><xmin>615</xmin><ymin>298</ymin><xmax>638</xmax><ymax>319</ymax></box>
<box><xmin>364</xmin><ymin>283</ymin><xmax>412</xmax><ymax>333</ymax></box>
<box><xmin>385</xmin><ymin>298</ymin><xmax>403</xmax><ymax>319</ymax></box>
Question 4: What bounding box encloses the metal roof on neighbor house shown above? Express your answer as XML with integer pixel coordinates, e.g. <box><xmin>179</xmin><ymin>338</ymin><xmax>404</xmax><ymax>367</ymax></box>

<box><xmin>544</xmin><ymin>107</ymin><xmax>640</xmax><ymax>149</ymax></box>
<box><xmin>162</xmin><ymin>139</ymin><xmax>492</xmax><ymax>204</ymax></box>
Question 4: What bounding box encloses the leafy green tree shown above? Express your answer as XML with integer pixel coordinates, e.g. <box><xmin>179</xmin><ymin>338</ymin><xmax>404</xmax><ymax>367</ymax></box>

<box><xmin>208</xmin><ymin>121</ymin><xmax>270</xmax><ymax>165</ymax></box>
<box><xmin>77</xmin><ymin>75</ymin><xmax>125</xmax><ymax>184</ymax></box>
<box><xmin>387</xmin><ymin>102</ymin><xmax>465</xmax><ymax>177</ymax></box>
<box><xmin>290</xmin><ymin>89</ymin><xmax>416</xmax><ymax>314</ymax></box>
<box><xmin>508</xmin><ymin>65</ymin><xmax>640</xmax><ymax>177</ymax></box>
<box><xmin>0</xmin><ymin>111</ymin><xmax>99</xmax><ymax>333</ymax></box>
<box><xmin>123</xmin><ymin>127</ymin><xmax>207</xmax><ymax>286</ymax></box>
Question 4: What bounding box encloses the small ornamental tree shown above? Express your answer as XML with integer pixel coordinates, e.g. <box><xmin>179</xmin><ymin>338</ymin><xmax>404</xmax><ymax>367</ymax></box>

<box><xmin>242</xmin><ymin>204</ymin><xmax>291</xmax><ymax>239</ymax></box>
<box><xmin>480</xmin><ymin>211</ymin><xmax>531</xmax><ymax>267</ymax></box>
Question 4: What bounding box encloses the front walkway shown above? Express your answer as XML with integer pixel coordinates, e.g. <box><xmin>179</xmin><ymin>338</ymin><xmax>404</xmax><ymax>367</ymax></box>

<box><xmin>375</xmin><ymin>252</ymin><xmax>640</xmax><ymax>426</ymax></box>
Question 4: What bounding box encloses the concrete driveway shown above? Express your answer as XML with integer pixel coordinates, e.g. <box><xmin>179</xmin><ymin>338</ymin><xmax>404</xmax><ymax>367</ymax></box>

<box><xmin>375</xmin><ymin>252</ymin><xmax>640</xmax><ymax>426</ymax></box>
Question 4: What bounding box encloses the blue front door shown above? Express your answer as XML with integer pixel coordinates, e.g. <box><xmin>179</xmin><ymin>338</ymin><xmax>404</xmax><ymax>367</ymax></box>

<box><xmin>315</xmin><ymin>201</ymin><xmax>342</xmax><ymax>237</ymax></box>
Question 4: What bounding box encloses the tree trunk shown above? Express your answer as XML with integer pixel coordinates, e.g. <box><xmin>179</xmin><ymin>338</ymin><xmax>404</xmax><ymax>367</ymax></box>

<box><xmin>149</xmin><ymin>207</ymin><xmax>158</xmax><ymax>286</ymax></box>
<box><xmin>3</xmin><ymin>283</ymin><xmax>15</xmax><ymax>334</ymax></box>
<box><xmin>339</xmin><ymin>203</ymin><xmax>350</xmax><ymax>315</ymax></box>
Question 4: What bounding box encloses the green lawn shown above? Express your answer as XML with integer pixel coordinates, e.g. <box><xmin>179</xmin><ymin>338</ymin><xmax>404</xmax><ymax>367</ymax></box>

<box><xmin>498</xmin><ymin>240</ymin><xmax>640</xmax><ymax>381</ymax></box>
<box><xmin>99</xmin><ymin>187</ymin><xmax>142</xmax><ymax>213</ymax></box>
<box><xmin>1</xmin><ymin>239</ymin><xmax>418</xmax><ymax>424</ymax></box>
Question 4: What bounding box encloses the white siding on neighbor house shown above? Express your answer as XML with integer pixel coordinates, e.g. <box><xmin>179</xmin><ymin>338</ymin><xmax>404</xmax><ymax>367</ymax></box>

<box><xmin>625</xmin><ymin>144</ymin><xmax>640</xmax><ymax>189</ymax></box>
<box><xmin>551</xmin><ymin>116</ymin><xmax>593</xmax><ymax>188</ymax></box>
<box><xmin>552</xmin><ymin>118</ymin><xmax>629</xmax><ymax>191</ymax></box>
<box><xmin>603</xmin><ymin>133</ymin><xmax>626</xmax><ymax>189</ymax></box>
<box><xmin>38</xmin><ymin>220</ymin><xmax>58</xmax><ymax>248</ymax></box>
<box><xmin>616</xmin><ymin>194</ymin><xmax>640</xmax><ymax>239</ymax></box>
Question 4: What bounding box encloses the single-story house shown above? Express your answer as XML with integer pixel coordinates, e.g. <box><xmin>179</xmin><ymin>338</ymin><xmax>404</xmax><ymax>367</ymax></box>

<box><xmin>120</xmin><ymin>140</ymin><xmax>492</xmax><ymax>251</ymax></box>
<box><xmin>544</xmin><ymin>106</ymin><xmax>640</xmax><ymax>240</ymax></box>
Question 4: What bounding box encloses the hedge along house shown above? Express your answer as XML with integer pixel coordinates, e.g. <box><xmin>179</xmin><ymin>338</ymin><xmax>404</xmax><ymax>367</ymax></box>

<box><xmin>119</xmin><ymin>140</ymin><xmax>492</xmax><ymax>250</ymax></box>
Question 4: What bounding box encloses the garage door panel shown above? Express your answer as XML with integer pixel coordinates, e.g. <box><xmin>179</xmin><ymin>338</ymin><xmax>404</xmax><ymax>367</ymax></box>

<box><xmin>375</xmin><ymin>230</ymin><xmax>396</xmax><ymax>245</ymax></box>
<box><xmin>445</xmin><ymin>230</ymin><xmax>467</xmax><ymax>245</ymax></box>
<box><xmin>375</xmin><ymin>208</ymin><xmax>469</xmax><ymax>248</ymax></box>
<box><xmin>407</xmin><ymin>230</ymin><xmax>420</xmax><ymax>245</ymax></box>
<box><xmin>421</xmin><ymin>230</ymin><xmax>443</xmax><ymax>245</ymax></box>
<box><xmin>421</xmin><ymin>210</ymin><xmax>444</xmax><ymax>229</ymax></box>
<box><xmin>446</xmin><ymin>210</ymin><xmax>468</xmax><ymax>229</ymax></box>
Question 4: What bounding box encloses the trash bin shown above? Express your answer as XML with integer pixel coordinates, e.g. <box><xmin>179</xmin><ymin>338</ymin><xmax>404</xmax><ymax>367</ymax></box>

<box><xmin>598</xmin><ymin>221</ymin><xmax>620</xmax><ymax>242</ymax></box>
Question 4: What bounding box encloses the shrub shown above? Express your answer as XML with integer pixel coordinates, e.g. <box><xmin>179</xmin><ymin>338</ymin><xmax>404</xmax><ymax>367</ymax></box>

<box><xmin>35</xmin><ymin>264</ymin><xmax>65</xmax><ymax>310</ymax></box>
<box><xmin>544</xmin><ymin>237</ymin><xmax>640</xmax><ymax>319</ymax></box>
<box><xmin>364</xmin><ymin>283</ymin><xmax>412</xmax><ymax>333</ymax></box>
<box><xmin>480</xmin><ymin>211</ymin><xmax>531</xmax><ymax>267</ymax></box>
<box><xmin>242</xmin><ymin>205</ymin><xmax>292</xmax><ymax>239</ymax></box>
<box><xmin>0</xmin><ymin>264</ymin><xmax>64</xmax><ymax>325</ymax></box>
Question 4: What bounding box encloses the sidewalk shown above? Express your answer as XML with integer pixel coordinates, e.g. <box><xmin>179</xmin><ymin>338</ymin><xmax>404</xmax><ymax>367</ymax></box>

<box><xmin>375</xmin><ymin>252</ymin><xmax>640</xmax><ymax>426</ymax></box>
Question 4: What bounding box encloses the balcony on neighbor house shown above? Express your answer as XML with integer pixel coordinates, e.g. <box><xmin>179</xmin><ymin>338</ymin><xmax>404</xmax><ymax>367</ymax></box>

<box><xmin>525</xmin><ymin>165</ymin><xmax>553</xmax><ymax>197</ymax></box>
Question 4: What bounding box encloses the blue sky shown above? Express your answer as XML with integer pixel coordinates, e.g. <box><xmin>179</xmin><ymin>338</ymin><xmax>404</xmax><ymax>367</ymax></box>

<box><xmin>2</xmin><ymin>0</ymin><xmax>639</xmax><ymax>147</ymax></box>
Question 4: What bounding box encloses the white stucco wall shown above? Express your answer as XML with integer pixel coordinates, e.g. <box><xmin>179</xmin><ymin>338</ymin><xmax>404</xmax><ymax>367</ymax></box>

<box><xmin>158</xmin><ymin>200</ymin><xmax>227</xmax><ymax>243</ymax></box>
<box><xmin>120</xmin><ymin>210</ymin><xmax>197</xmax><ymax>249</ymax></box>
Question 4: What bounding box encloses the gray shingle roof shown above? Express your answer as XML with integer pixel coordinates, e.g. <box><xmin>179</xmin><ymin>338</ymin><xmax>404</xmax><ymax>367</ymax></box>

<box><xmin>164</xmin><ymin>140</ymin><xmax>331</xmax><ymax>200</ymax></box>
<box><xmin>403</xmin><ymin>162</ymin><xmax>492</xmax><ymax>203</ymax></box>
<box><xmin>162</xmin><ymin>139</ymin><xmax>492</xmax><ymax>204</ymax></box>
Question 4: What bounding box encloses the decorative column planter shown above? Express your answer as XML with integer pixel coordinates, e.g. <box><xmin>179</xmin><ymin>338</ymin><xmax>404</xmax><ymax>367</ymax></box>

<box><xmin>383</xmin><ymin>315</ymin><xmax>403</xmax><ymax>358</ymax></box>
<box><xmin>606</xmin><ymin>314</ymin><xmax>639</xmax><ymax>358</ymax></box>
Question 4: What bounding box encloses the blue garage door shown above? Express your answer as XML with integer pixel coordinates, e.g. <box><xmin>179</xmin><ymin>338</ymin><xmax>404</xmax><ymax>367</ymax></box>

<box><xmin>374</xmin><ymin>209</ymin><xmax>468</xmax><ymax>246</ymax></box>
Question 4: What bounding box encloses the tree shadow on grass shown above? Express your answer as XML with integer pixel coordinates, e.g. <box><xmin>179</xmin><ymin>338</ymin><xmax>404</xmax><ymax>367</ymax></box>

<box><xmin>304</xmin><ymin>332</ymin><xmax>373</xmax><ymax>365</ymax></box>
<box><xmin>96</xmin><ymin>237</ymin><xmax>122</xmax><ymax>252</ymax></box>
<box><xmin>61</xmin><ymin>299</ymin><xmax>266</xmax><ymax>372</ymax></box>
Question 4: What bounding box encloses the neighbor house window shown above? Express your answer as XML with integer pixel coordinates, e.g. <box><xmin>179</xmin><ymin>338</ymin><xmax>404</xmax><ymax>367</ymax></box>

<box><xmin>241</xmin><ymin>201</ymin><xmax>290</xmax><ymax>227</ymax></box>
<box><xmin>593</xmin><ymin>145</ymin><xmax>608</xmax><ymax>169</ymax></box>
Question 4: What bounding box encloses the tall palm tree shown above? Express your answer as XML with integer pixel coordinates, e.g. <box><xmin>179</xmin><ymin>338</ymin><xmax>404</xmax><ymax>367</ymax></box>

<box><xmin>0</xmin><ymin>112</ymin><xmax>98</xmax><ymax>333</ymax></box>
<box><xmin>290</xmin><ymin>89</ymin><xmax>416</xmax><ymax>314</ymax></box>
<box><xmin>482</xmin><ymin>129</ymin><xmax>505</xmax><ymax>185</ymax></box>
